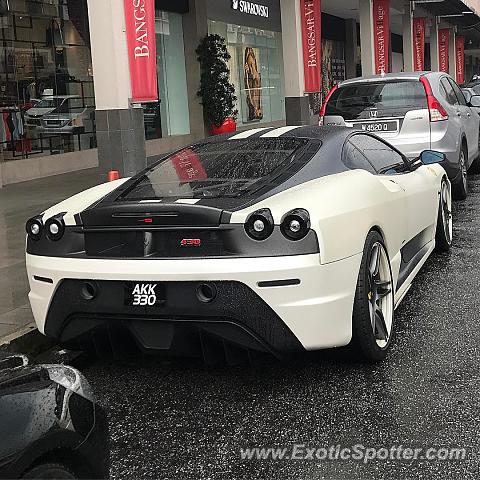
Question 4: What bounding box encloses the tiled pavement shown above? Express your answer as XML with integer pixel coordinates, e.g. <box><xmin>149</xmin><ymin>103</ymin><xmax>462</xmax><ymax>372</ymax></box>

<box><xmin>0</xmin><ymin>167</ymin><xmax>104</xmax><ymax>339</ymax></box>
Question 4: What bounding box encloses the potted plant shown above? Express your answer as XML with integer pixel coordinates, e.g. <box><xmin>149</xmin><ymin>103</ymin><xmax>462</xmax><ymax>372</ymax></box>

<box><xmin>196</xmin><ymin>34</ymin><xmax>238</xmax><ymax>135</ymax></box>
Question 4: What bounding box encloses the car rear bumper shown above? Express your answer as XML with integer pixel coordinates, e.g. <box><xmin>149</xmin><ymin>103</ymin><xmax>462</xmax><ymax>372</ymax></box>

<box><xmin>26</xmin><ymin>253</ymin><xmax>362</xmax><ymax>353</ymax></box>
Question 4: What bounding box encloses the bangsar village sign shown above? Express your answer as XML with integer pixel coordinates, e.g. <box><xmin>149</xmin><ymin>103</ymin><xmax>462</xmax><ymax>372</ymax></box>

<box><xmin>124</xmin><ymin>0</ymin><xmax>158</xmax><ymax>102</ymax></box>
<box><xmin>300</xmin><ymin>0</ymin><xmax>321</xmax><ymax>93</ymax></box>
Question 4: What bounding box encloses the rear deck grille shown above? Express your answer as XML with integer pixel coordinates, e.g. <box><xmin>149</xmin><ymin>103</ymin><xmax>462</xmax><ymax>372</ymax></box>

<box><xmin>84</xmin><ymin>229</ymin><xmax>230</xmax><ymax>258</ymax></box>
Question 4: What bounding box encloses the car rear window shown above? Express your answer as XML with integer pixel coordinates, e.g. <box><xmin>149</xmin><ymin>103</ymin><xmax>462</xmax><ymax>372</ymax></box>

<box><xmin>119</xmin><ymin>137</ymin><xmax>310</xmax><ymax>200</ymax></box>
<box><xmin>325</xmin><ymin>80</ymin><xmax>427</xmax><ymax>120</ymax></box>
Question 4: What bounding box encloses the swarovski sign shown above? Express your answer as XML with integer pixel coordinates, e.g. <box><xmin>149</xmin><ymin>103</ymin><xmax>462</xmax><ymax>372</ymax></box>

<box><xmin>232</xmin><ymin>0</ymin><xmax>269</xmax><ymax>18</ymax></box>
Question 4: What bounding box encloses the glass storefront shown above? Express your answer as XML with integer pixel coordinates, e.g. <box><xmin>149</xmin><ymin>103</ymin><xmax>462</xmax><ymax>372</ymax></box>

<box><xmin>0</xmin><ymin>1</ymin><xmax>190</xmax><ymax>166</ymax></box>
<box><xmin>321</xmin><ymin>39</ymin><xmax>346</xmax><ymax>99</ymax></box>
<box><xmin>208</xmin><ymin>20</ymin><xmax>285</xmax><ymax>127</ymax></box>
<box><xmin>144</xmin><ymin>9</ymin><xmax>190</xmax><ymax>140</ymax></box>
<box><xmin>0</xmin><ymin>0</ymin><xmax>95</xmax><ymax>162</ymax></box>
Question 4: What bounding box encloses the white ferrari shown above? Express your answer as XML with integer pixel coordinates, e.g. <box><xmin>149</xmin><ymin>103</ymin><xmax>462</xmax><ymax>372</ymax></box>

<box><xmin>25</xmin><ymin>126</ymin><xmax>452</xmax><ymax>362</ymax></box>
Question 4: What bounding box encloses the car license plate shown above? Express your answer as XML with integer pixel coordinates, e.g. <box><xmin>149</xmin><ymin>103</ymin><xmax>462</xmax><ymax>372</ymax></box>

<box><xmin>354</xmin><ymin>121</ymin><xmax>398</xmax><ymax>133</ymax></box>
<box><xmin>124</xmin><ymin>282</ymin><xmax>165</xmax><ymax>306</ymax></box>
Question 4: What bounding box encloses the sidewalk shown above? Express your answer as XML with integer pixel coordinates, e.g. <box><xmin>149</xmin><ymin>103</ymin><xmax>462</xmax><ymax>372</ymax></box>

<box><xmin>0</xmin><ymin>168</ymin><xmax>104</xmax><ymax>341</ymax></box>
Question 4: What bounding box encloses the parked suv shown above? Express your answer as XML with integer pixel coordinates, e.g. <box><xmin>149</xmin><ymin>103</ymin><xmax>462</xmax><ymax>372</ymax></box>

<box><xmin>39</xmin><ymin>97</ymin><xmax>94</xmax><ymax>135</ymax></box>
<box><xmin>320</xmin><ymin>72</ymin><xmax>480</xmax><ymax>199</ymax></box>
<box><xmin>25</xmin><ymin>95</ymin><xmax>80</xmax><ymax>128</ymax></box>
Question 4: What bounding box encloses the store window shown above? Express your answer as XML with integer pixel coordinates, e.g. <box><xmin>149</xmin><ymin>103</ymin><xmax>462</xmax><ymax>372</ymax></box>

<box><xmin>0</xmin><ymin>0</ymin><xmax>95</xmax><ymax>162</ymax></box>
<box><xmin>208</xmin><ymin>20</ymin><xmax>285</xmax><ymax>127</ymax></box>
<box><xmin>143</xmin><ymin>10</ymin><xmax>190</xmax><ymax>140</ymax></box>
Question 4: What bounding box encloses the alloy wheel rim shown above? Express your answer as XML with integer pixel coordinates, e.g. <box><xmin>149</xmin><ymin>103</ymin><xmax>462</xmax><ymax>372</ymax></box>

<box><xmin>441</xmin><ymin>182</ymin><xmax>453</xmax><ymax>245</ymax></box>
<box><xmin>460</xmin><ymin>151</ymin><xmax>467</xmax><ymax>191</ymax></box>
<box><xmin>367</xmin><ymin>242</ymin><xmax>394</xmax><ymax>348</ymax></box>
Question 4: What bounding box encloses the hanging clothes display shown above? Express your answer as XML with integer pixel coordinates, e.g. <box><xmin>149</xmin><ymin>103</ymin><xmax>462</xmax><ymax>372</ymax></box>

<box><xmin>1</xmin><ymin>108</ymin><xmax>28</xmax><ymax>152</ymax></box>
<box><xmin>0</xmin><ymin>113</ymin><xmax>6</xmax><ymax>144</ymax></box>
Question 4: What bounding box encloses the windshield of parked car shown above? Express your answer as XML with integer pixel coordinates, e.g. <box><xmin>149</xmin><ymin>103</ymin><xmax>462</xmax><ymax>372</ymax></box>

<box><xmin>55</xmin><ymin>98</ymin><xmax>85</xmax><ymax>114</ymax></box>
<box><xmin>325</xmin><ymin>80</ymin><xmax>427</xmax><ymax>120</ymax></box>
<box><xmin>119</xmin><ymin>137</ymin><xmax>310</xmax><ymax>200</ymax></box>
<box><xmin>34</xmin><ymin>98</ymin><xmax>66</xmax><ymax>109</ymax></box>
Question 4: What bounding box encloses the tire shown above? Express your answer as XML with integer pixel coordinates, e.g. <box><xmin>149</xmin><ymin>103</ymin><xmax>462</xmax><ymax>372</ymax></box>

<box><xmin>468</xmin><ymin>155</ymin><xmax>480</xmax><ymax>174</ymax></box>
<box><xmin>351</xmin><ymin>231</ymin><xmax>394</xmax><ymax>362</ymax></box>
<box><xmin>468</xmin><ymin>131</ymin><xmax>480</xmax><ymax>174</ymax></box>
<box><xmin>452</xmin><ymin>143</ymin><xmax>468</xmax><ymax>200</ymax></box>
<box><xmin>435</xmin><ymin>178</ymin><xmax>453</xmax><ymax>252</ymax></box>
<box><xmin>22</xmin><ymin>463</ymin><xmax>76</xmax><ymax>479</ymax></box>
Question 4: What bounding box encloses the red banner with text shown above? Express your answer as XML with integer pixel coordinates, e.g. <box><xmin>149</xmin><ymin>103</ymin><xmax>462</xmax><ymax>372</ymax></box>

<box><xmin>373</xmin><ymin>0</ymin><xmax>390</xmax><ymax>74</ymax></box>
<box><xmin>300</xmin><ymin>0</ymin><xmax>322</xmax><ymax>93</ymax></box>
<box><xmin>124</xmin><ymin>0</ymin><xmax>158</xmax><ymax>102</ymax></box>
<box><xmin>170</xmin><ymin>148</ymin><xmax>207</xmax><ymax>183</ymax></box>
<box><xmin>438</xmin><ymin>28</ymin><xmax>450</xmax><ymax>73</ymax></box>
<box><xmin>455</xmin><ymin>36</ymin><xmax>465</xmax><ymax>84</ymax></box>
<box><xmin>412</xmin><ymin>18</ymin><xmax>426</xmax><ymax>71</ymax></box>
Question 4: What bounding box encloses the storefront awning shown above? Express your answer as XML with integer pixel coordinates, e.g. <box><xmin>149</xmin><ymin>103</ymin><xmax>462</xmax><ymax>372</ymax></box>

<box><xmin>412</xmin><ymin>0</ymin><xmax>480</xmax><ymax>48</ymax></box>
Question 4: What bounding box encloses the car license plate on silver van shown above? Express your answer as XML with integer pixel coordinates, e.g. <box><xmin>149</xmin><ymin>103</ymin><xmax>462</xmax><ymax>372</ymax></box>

<box><xmin>354</xmin><ymin>121</ymin><xmax>398</xmax><ymax>133</ymax></box>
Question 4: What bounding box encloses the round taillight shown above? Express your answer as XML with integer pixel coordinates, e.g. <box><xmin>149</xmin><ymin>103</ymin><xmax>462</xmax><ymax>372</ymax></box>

<box><xmin>26</xmin><ymin>217</ymin><xmax>43</xmax><ymax>241</ymax></box>
<box><xmin>45</xmin><ymin>216</ymin><xmax>65</xmax><ymax>241</ymax></box>
<box><xmin>281</xmin><ymin>209</ymin><xmax>310</xmax><ymax>240</ymax></box>
<box><xmin>245</xmin><ymin>208</ymin><xmax>274</xmax><ymax>241</ymax></box>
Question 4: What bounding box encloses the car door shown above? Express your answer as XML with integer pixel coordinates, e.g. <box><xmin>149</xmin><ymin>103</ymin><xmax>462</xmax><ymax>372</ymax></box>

<box><xmin>350</xmin><ymin>134</ymin><xmax>437</xmax><ymax>244</ymax></box>
<box><xmin>439</xmin><ymin>77</ymin><xmax>464</xmax><ymax>148</ymax></box>
<box><xmin>448</xmin><ymin>77</ymin><xmax>478</xmax><ymax>161</ymax></box>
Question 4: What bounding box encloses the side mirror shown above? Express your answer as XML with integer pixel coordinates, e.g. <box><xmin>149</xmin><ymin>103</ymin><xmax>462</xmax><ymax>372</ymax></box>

<box><xmin>469</xmin><ymin>95</ymin><xmax>480</xmax><ymax>107</ymax></box>
<box><xmin>462</xmin><ymin>89</ymin><xmax>472</xmax><ymax>103</ymax></box>
<box><xmin>322</xmin><ymin>115</ymin><xmax>346</xmax><ymax>127</ymax></box>
<box><xmin>420</xmin><ymin>150</ymin><xmax>446</xmax><ymax>165</ymax></box>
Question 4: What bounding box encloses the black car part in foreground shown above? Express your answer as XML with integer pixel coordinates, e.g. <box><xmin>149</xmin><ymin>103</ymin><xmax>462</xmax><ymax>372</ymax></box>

<box><xmin>0</xmin><ymin>353</ymin><xmax>109</xmax><ymax>479</ymax></box>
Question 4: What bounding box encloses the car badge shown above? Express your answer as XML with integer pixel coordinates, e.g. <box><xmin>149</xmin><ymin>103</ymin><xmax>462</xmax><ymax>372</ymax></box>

<box><xmin>180</xmin><ymin>239</ymin><xmax>201</xmax><ymax>247</ymax></box>
<box><xmin>369</xmin><ymin>110</ymin><xmax>378</xmax><ymax>118</ymax></box>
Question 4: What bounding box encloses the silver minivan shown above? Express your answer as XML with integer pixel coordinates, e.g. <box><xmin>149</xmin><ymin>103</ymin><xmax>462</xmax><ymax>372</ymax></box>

<box><xmin>320</xmin><ymin>72</ymin><xmax>480</xmax><ymax>199</ymax></box>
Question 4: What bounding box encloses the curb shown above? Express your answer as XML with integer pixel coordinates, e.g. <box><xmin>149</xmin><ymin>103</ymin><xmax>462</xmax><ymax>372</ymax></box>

<box><xmin>0</xmin><ymin>323</ymin><xmax>55</xmax><ymax>355</ymax></box>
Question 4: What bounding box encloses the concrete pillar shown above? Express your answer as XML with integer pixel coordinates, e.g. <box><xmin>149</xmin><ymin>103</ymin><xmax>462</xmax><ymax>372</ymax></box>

<box><xmin>430</xmin><ymin>20</ymin><xmax>440</xmax><ymax>71</ymax></box>
<box><xmin>87</xmin><ymin>0</ymin><xmax>146</xmax><ymax>178</ymax></box>
<box><xmin>345</xmin><ymin>19</ymin><xmax>359</xmax><ymax>79</ymax></box>
<box><xmin>359</xmin><ymin>0</ymin><xmax>376</xmax><ymax>76</ymax></box>
<box><xmin>448</xmin><ymin>28</ymin><xmax>456</xmax><ymax>79</ymax></box>
<box><xmin>183</xmin><ymin>0</ymin><xmax>208</xmax><ymax>138</ymax></box>
<box><xmin>402</xmin><ymin>5</ymin><xmax>414</xmax><ymax>72</ymax></box>
<box><xmin>280</xmin><ymin>0</ymin><xmax>311</xmax><ymax>125</ymax></box>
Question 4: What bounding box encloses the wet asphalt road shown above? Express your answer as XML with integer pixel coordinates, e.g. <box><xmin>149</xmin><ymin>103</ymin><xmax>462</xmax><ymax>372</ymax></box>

<box><xmin>66</xmin><ymin>175</ymin><xmax>480</xmax><ymax>479</ymax></box>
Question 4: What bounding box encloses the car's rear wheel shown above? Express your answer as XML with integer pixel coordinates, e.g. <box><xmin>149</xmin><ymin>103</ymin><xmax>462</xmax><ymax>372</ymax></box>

<box><xmin>471</xmin><ymin>157</ymin><xmax>480</xmax><ymax>174</ymax></box>
<box><xmin>435</xmin><ymin>178</ymin><xmax>453</xmax><ymax>252</ymax></box>
<box><xmin>468</xmin><ymin>132</ymin><xmax>480</xmax><ymax>173</ymax></box>
<box><xmin>351</xmin><ymin>231</ymin><xmax>394</xmax><ymax>362</ymax></box>
<box><xmin>22</xmin><ymin>463</ymin><xmax>76</xmax><ymax>479</ymax></box>
<box><xmin>452</xmin><ymin>144</ymin><xmax>468</xmax><ymax>200</ymax></box>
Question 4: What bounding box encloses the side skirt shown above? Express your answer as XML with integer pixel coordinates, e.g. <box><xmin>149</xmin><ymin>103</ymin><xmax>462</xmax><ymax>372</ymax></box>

<box><xmin>394</xmin><ymin>240</ymin><xmax>434</xmax><ymax>309</ymax></box>
<box><xmin>396</xmin><ymin>226</ymin><xmax>434</xmax><ymax>290</ymax></box>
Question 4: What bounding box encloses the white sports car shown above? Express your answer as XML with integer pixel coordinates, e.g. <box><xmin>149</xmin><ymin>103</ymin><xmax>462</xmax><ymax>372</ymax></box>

<box><xmin>25</xmin><ymin>126</ymin><xmax>452</xmax><ymax>362</ymax></box>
